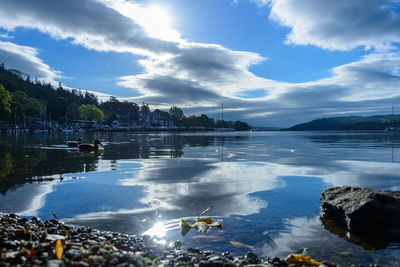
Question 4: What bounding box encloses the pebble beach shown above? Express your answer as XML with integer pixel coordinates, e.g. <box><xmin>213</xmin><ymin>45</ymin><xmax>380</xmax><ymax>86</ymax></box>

<box><xmin>0</xmin><ymin>213</ymin><xmax>344</xmax><ymax>267</ymax></box>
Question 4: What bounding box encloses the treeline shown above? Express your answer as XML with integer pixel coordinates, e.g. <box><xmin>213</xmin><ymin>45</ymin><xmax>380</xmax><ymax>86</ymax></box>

<box><xmin>283</xmin><ymin>115</ymin><xmax>395</xmax><ymax>131</ymax></box>
<box><xmin>0</xmin><ymin>65</ymin><xmax>250</xmax><ymax>130</ymax></box>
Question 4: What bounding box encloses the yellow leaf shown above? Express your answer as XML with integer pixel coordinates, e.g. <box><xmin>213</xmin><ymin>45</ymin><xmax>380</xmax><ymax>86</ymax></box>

<box><xmin>285</xmin><ymin>254</ymin><xmax>321</xmax><ymax>266</ymax></box>
<box><xmin>197</xmin><ymin>217</ymin><xmax>213</xmax><ymax>224</ymax></box>
<box><xmin>180</xmin><ymin>219</ymin><xmax>192</xmax><ymax>236</ymax></box>
<box><xmin>55</xmin><ymin>239</ymin><xmax>63</xmax><ymax>260</ymax></box>
<box><xmin>192</xmin><ymin>221</ymin><xmax>210</xmax><ymax>233</ymax></box>
<box><xmin>197</xmin><ymin>217</ymin><xmax>222</xmax><ymax>229</ymax></box>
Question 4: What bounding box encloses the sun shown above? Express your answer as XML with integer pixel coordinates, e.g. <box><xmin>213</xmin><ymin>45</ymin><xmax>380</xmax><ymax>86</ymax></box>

<box><xmin>140</xmin><ymin>5</ymin><xmax>180</xmax><ymax>42</ymax></box>
<box><xmin>108</xmin><ymin>1</ymin><xmax>180</xmax><ymax>42</ymax></box>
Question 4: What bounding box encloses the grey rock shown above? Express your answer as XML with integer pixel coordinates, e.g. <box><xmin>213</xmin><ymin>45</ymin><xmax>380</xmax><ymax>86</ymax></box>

<box><xmin>47</xmin><ymin>259</ymin><xmax>65</xmax><ymax>267</ymax></box>
<box><xmin>188</xmin><ymin>247</ymin><xmax>201</xmax><ymax>254</ymax></box>
<box><xmin>245</xmin><ymin>252</ymin><xmax>260</xmax><ymax>264</ymax></box>
<box><xmin>89</xmin><ymin>255</ymin><xmax>104</xmax><ymax>265</ymax></box>
<box><xmin>65</xmin><ymin>249</ymin><xmax>84</xmax><ymax>260</ymax></box>
<box><xmin>207</xmin><ymin>255</ymin><xmax>222</xmax><ymax>262</ymax></box>
<box><xmin>321</xmin><ymin>186</ymin><xmax>400</xmax><ymax>245</ymax></box>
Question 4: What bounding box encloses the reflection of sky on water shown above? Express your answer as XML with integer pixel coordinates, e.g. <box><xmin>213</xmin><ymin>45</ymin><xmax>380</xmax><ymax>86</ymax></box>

<box><xmin>0</xmin><ymin>182</ymin><xmax>56</xmax><ymax>216</ymax></box>
<box><xmin>1</xmin><ymin>131</ymin><xmax>400</xmax><ymax>265</ymax></box>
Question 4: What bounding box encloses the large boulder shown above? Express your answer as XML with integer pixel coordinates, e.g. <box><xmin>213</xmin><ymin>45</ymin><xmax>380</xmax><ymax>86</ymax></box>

<box><xmin>320</xmin><ymin>186</ymin><xmax>400</xmax><ymax>248</ymax></box>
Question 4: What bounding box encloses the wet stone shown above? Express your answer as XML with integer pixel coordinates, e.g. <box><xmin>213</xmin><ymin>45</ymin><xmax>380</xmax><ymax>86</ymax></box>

<box><xmin>65</xmin><ymin>248</ymin><xmax>84</xmax><ymax>260</ymax></box>
<box><xmin>188</xmin><ymin>247</ymin><xmax>201</xmax><ymax>254</ymax></box>
<box><xmin>171</xmin><ymin>240</ymin><xmax>182</xmax><ymax>249</ymax></box>
<box><xmin>89</xmin><ymin>255</ymin><xmax>104</xmax><ymax>265</ymax></box>
<box><xmin>47</xmin><ymin>259</ymin><xmax>65</xmax><ymax>267</ymax></box>
<box><xmin>203</xmin><ymin>250</ymin><xmax>214</xmax><ymax>256</ymax></box>
<box><xmin>1</xmin><ymin>240</ymin><xmax>18</xmax><ymax>249</ymax></box>
<box><xmin>245</xmin><ymin>251</ymin><xmax>260</xmax><ymax>264</ymax></box>
<box><xmin>199</xmin><ymin>263</ymin><xmax>225</xmax><ymax>267</ymax></box>
<box><xmin>208</xmin><ymin>255</ymin><xmax>224</xmax><ymax>262</ymax></box>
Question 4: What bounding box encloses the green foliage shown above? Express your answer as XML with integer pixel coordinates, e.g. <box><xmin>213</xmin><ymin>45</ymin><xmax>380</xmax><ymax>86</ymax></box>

<box><xmin>78</xmin><ymin>104</ymin><xmax>104</xmax><ymax>121</ymax></box>
<box><xmin>11</xmin><ymin>90</ymin><xmax>41</xmax><ymax>120</ymax></box>
<box><xmin>0</xmin><ymin>84</ymin><xmax>11</xmax><ymax>120</ymax></box>
<box><xmin>100</xmin><ymin>97</ymin><xmax>139</xmax><ymax>121</ymax></box>
<box><xmin>215</xmin><ymin>120</ymin><xmax>233</xmax><ymax>128</ymax></box>
<box><xmin>26</xmin><ymin>97</ymin><xmax>41</xmax><ymax>117</ymax></box>
<box><xmin>182</xmin><ymin>114</ymin><xmax>215</xmax><ymax>129</ymax></box>
<box><xmin>140</xmin><ymin>103</ymin><xmax>150</xmax><ymax>114</ymax></box>
<box><xmin>169</xmin><ymin>106</ymin><xmax>184</xmax><ymax>125</ymax></box>
<box><xmin>83</xmin><ymin>91</ymin><xmax>98</xmax><ymax>105</ymax></box>
<box><xmin>233</xmin><ymin>120</ymin><xmax>251</xmax><ymax>131</ymax></box>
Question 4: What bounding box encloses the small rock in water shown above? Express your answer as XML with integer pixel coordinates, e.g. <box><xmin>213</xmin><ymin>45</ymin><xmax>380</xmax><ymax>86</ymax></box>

<box><xmin>245</xmin><ymin>251</ymin><xmax>260</xmax><ymax>264</ymax></box>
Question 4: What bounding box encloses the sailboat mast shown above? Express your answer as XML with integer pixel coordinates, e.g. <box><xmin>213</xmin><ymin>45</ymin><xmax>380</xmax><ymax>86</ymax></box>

<box><xmin>392</xmin><ymin>106</ymin><xmax>394</xmax><ymax>127</ymax></box>
<box><xmin>222</xmin><ymin>103</ymin><xmax>224</xmax><ymax>121</ymax></box>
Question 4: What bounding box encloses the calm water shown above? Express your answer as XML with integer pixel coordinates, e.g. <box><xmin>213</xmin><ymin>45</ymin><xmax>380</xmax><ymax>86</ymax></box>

<box><xmin>1</xmin><ymin>131</ymin><xmax>400</xmax><ymax>266</ymax></box>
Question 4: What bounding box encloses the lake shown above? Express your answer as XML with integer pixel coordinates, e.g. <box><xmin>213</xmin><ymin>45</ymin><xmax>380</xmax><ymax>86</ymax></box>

<box><xmin>0</xmin><ymin>131</ymin><xmax>399</xmax><ymax>266</ymax></box>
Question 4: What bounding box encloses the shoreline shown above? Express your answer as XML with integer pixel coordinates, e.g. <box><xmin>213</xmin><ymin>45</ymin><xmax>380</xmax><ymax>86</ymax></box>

<box><xmin>0</xmin><ymin>213</ymin><xmax>339</xmax><ymax>267</ymax></box>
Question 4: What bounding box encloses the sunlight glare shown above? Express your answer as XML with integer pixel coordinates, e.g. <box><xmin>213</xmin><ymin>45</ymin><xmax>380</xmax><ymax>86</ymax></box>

<box><xmin>143</xmin><ymin>221</ymin><xmax>167</xmax><ymax>238</ymax></box>
<box><xmin>107</xmin><ymin>1</ymin><xmax>181</xmax><ymax>42</ymax></box>
<box><xmin>140</xmin><ymin>5</ymin><xmax>180</xmax><ymax>42</ymax></box>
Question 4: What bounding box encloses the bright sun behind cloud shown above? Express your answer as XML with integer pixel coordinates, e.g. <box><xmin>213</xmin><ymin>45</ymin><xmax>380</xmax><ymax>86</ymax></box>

<box><xmin>103</xmin><ymin>1</ymin><xmax>181</xmax><ymax>42</ymax></box>
<box><xmin>141</xmin><ymin>5</ymin><xmax>179</xmax><ymax>41</ymax></box>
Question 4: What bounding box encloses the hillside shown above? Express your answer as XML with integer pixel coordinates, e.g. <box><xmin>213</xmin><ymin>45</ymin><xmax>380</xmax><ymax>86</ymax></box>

<box><xmin>284</xmin><ymin>115</ymin><xmax>397</xmax><ymax>131</ymax></box>
<box><xmin>0</xmin><ymin>65</ymin><xmax>251</xmax><ymax>130</ymax></box>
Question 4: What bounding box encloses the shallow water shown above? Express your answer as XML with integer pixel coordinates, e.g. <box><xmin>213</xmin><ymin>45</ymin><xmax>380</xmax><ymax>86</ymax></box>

<box><xmin>1</xmin><ymin>131</ymin><xmax>400</xmax><ymax>266</ymax></box>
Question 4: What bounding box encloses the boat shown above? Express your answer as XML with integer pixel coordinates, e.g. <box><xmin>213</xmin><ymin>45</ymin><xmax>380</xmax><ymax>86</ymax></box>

<box><xmin>61</xmin><ymin>126</ymin><xmax>73</xmax><ymax>133</ymax></box>
<box><xmin>215</xmin><ymin>103</ymin><xmax>234</xmax><ymax>131</ymax></box>
<box><xmin>385</xmin><ymin>106</ymin><xmax>400</xmax><ymax>132</ymax></box>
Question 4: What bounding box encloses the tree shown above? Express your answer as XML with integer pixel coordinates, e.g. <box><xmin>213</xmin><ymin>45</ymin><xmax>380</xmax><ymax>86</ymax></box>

<box><xmin>83</xmin><ymin>91</ymin><xmax>98</xmax><ymax>105</ymax></box>
<box><xmin>233</xmin><ymin>120</ymin><xmax>251</xmax><ymax>131</ymax></box>
<box><xmin>26</xmin><ymin>98</ymin><xmax>41</xmax><ymax>117</ymax></box>
<box><xmin>140</xmin><ymin>103</ymin><xmax>150</xmax><ymax>114</ymax></box>
<box><xmin>11</xmin><ymin>90</ymin><xmax>30</xmax><ymax>119</ymax></box>
<box><xmin>169</xmin><ymin>106</ymin><xmax>184</xmax><ymax>125</ymax></box>
<box><xmin>0</xmin><ymin>84</ymin><xmax>11</xmax><ymax>121</ymax></box>
<box><xmin>78</xmin><ymin>104</ymin><xmax>104</xmax><ymax>121</ymax></box>
<box><xmin>199</xmin><ymin>114</ymin><xmax>214</xmax><ymax>129</ymax></box>
<box><xmin>215</xmin><ymin>120</ymin><xmax>232</xmax><ymax>128</ymax></box>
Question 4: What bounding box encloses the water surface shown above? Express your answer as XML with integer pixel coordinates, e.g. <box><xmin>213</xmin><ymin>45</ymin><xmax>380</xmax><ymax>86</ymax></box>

<box><xmin>1</xmin><ymin>131</ymin><xmax>400</xmax><ymax>266</ymax></box>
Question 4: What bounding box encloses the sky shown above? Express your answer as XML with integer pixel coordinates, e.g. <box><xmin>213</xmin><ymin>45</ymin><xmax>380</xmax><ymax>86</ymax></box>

<box><xmin>0</xmin><ymin>0</ymin><xmax>400</xmax><ymax>127</ymax></box>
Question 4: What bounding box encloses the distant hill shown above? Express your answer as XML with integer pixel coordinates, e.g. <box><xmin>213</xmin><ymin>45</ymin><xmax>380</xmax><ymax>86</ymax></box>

<box><xmin>283</xmin><ymin>115</ymin><xmax>398</xmax><ymax>131</ymax></box>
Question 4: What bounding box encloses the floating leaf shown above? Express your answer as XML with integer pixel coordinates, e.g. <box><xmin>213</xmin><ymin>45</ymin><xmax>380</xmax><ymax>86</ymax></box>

<box><xmin>191</xmin><ymin>221</ymin><xmax>210</xmax><ymax>233</ymax></box>
<box><xmin>55</xmin><ymin>239</ymin><xmax>63</xmax><ymax>260</ymax></box>
<box><xmin>180</xmin><ymin>217</ymin><xmax>222</xmax><ymax>236</ymax></box>
<box><xmin>285</xmin><ymin>254</ymin><xmax>321</xmax><ymax>266</ymax></box>
<box><xmin>197</xmin><ymin>217</ymin><xmax>213</xmax><ymax>224</ymax></box>
<box><xmin>180</xmin><ymin>219</ymin><xmax>192</xmax><ymax>237</ymax></box>
<box><xmin>198</xmin><ymin>217</ymin><xmax>222</xmax><ymax>229</ymax></box>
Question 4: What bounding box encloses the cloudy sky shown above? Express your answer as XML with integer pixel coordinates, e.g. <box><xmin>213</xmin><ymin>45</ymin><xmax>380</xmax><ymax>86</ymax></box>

<box><xmin>0</xmin><ymin>0</ymin><xmax>399</xmax><ymax>127</ymax></box>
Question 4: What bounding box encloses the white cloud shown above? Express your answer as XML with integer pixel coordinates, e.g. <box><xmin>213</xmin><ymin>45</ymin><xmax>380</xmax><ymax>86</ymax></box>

<box><xmin>0</xmin><ymin>41</ymin><xmax>61</xmax><ymax>82</ymax></box>
<box><xmin>0</xmin><ymin>0</ymin><xmax>400</xmax><ymax>127</ymax></box>
<box><xmin>0</xmin><ymin>0</ymin><xmax>179</xmax><ymax>56</ymax></box>
<box><xmin>0</xmin><ymin>0</ymin><xmax>273</xmax><ymax>108</ymax></box>
<box><xmin>267</xmin><ymin>0</ymin><xmax>400</xmax><ymax>51</ymax></box>
<box><xmin>116</xmin><ymin>42</ymin><xmax>276</xmax><ymax>107</ymax></box>
<box><xmin>0</xmin><ymin>32</ymin><xmax>12</xmax><ymax>39</ymax></box>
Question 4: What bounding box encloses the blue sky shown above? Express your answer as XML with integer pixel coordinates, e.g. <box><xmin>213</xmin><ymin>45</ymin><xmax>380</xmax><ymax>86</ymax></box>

<box><xmin>0</xmin><ymin>0</ymin><xmax>400</xmax><ymax>127</ymax></box>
